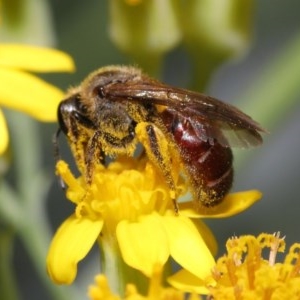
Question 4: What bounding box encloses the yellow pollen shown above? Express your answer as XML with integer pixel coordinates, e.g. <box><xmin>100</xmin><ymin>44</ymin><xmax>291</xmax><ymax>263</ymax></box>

<box><xmin>56</xmin><ymin>157</ymin><xmax>184</xmax><ymax>232</ymax></box>
<box><xmin>207</xmin><ymin>233</ymin><xmax>300</xmax><ymax>299</ymax></box>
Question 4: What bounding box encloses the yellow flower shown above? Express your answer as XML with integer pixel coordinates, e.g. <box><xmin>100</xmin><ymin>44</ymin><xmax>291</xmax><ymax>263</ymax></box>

<box><xmin>0</xmin><ymin>43</ymin><xmax>74</xmax><ymax>154</ymax></box>
<box><xmin>47</xmin><ymin>156</ymin><xmax>261</xmax><ymax>285</ymax></box>
<box><xmin>171</xmin><ymin>233</ymin><xmax>300</xmax><ymax>299</ymax></box>
<box><xmin>88</xmin><ymin>264</ymin><xmax>200</xmax><ymax>300</ymax></box>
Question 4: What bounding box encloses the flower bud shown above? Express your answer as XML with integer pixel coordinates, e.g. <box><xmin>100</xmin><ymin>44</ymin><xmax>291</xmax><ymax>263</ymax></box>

<box><xmin>109</xmin><ymin>0</ymin><xmax>181</xmax><ymax>74</ymax></box>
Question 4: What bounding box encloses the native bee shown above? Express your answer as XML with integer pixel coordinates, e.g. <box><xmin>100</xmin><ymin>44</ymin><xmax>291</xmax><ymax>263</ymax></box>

<box><xmin>55</xmin><ymin>65</ymin><xmax>265</xmax><ymax>210</ymax></box>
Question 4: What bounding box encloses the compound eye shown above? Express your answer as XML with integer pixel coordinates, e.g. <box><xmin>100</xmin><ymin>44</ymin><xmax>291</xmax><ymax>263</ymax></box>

<box><xmin>74</xmin><ymin>95</ymin><xmax>88</xmax><ymax>114</ymax></box>
<box><xmin>57</xmin><ymin>102</ymin><xmax>69</xmax><ymax>134</ymax></box>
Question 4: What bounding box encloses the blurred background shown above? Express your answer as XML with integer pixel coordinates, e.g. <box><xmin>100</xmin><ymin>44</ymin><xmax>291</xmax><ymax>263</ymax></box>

<box><xmin>1</xmin><ymin>0</ymin><xmax>300</xmax><ymax>299</ymax></box>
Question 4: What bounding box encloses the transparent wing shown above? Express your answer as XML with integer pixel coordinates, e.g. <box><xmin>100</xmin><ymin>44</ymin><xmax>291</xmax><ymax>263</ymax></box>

<box><xmin>105</xmin><ymin>80</ymin><xmax>266</xmax><ymax>148</ymax></box>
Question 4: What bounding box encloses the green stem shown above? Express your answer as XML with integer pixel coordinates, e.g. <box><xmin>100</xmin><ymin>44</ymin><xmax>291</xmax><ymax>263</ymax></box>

<box><xmin>190</xmin><ymin>51</ymin><xmax>226</xmax><ymax>92</ymax></box>
<box><xmin>234</xmin><ymin>32</ymin><xmax>300</xmax><ymax>167</ymax></box>
<box><xmin>238</xmin><ymin>32</ymin><xmax>300</xmax><ymax>129</ymax></box>
<box><xmin>131</xmin><ymin>53</ymin><xmax>164</xmax><ymax>78</ymax></box>
<box><xmin>8</xmin><ymin>112</ymin><xmax>42</xmax><ymax>202</ymax></box>
<box><xmin>0</xmin><ymin>228</ymin><xmax>19</xmax><ymax>300</ymax></box>
<box><xmin>99</xmin><ymin>237</ymin><xmax>148</xmax><ymax>296</ymax></box>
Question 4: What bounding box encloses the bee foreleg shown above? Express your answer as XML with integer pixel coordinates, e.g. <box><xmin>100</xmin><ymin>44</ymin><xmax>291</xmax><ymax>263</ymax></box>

<box><xmin>84</xmin><ymin>130</ymin><xmax>104</xmax><ymax>183</ymax></box>
<box><xmin>135</xmin><ymin>122</ymin><xmax>179</xmax><ymax>214</ymax></box>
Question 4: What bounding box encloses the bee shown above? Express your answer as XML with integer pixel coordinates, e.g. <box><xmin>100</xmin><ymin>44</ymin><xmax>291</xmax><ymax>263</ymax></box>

<box><xmin>55</xmin><ymin>65</ymin><xmax>265</xmax><ymax>211</ymax></box>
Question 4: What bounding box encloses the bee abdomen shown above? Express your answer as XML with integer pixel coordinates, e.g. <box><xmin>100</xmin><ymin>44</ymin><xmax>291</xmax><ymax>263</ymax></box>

<box><xmin>160</xmin><ymin>109</ymin><xmax>233</xmax><ymax>207</ymax></box>
<box><xmin>193</xmin><ymin>144</ymin><xmax>233</xmax><ymax>207</ymax></box>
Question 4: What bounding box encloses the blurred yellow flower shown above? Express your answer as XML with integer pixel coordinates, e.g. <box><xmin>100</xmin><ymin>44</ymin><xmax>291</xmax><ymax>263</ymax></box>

<box><xmin>170</xmin><ymin>233</ymin><xmax>300</xmax><ymax>299</ymax></box>
<box><xmin>47</xmin><ymin>156</ymin><xmax>261</xmax><ymax>285</ymax></box>
<box><xmin>88</xmin><ymin>264</ymin><xmax>201</xmax><ymax>300</ymax></box>
<box><xmin>0</xmin><ymin>43</ymin><xmax>74</xmax><ymax>154</ymax></box>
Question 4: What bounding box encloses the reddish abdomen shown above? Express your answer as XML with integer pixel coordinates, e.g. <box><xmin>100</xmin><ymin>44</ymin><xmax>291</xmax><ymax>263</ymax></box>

<box><xmin>160</xmin><ymin>109</ymin><xmax>233</xmax><ymax>207</ymax></box>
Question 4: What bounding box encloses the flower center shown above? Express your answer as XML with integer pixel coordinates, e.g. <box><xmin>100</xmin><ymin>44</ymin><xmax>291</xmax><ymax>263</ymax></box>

<box><xmin>207</xmin><ymin>233</ymin><xmax>300</xmax><ymax>299</ymax></box>
<box><xmin>56</xmin><ymin>157</ymin><xmax>186</xmax><ymax>232</ymax></box>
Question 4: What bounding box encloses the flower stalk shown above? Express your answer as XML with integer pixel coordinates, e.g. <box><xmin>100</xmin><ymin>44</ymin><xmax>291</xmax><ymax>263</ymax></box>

<box><xmin>99</xmin><ymin>238</ymin><xmax>149</xmax><ymax>295</ymax></box>
<box><xmin>0</xmin><ymin>228</ymin><xmax>19</xmax><ymax>300</ymax></box>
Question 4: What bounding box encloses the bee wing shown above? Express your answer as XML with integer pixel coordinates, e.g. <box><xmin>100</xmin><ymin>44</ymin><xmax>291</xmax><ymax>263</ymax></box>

<box><xmin>105</xmin><ymin>82</ymin><xmax>266</xmax><ymax>148</ymax></box>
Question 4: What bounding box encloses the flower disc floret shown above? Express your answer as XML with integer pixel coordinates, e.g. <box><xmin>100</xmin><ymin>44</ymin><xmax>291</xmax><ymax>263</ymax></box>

<box><xmin>66</xmin><ymin>157</ymin><xmax>177</xmax><ymax>231</ymax></box>
<box><xmin>207</xmin><ymin>233</ymin><xmax>300</xmax><ymax>299</ymax></box>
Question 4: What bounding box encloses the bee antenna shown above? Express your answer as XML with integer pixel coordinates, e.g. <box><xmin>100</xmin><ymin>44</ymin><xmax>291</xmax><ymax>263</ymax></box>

<box><xmin>53</xmin><ymin>128</ymin><xmax>67</xmax><ymax>190</ymax></box>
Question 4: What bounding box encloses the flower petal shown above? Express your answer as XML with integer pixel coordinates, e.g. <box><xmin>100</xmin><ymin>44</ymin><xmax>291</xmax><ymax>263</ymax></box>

<box><xmin>47</xmin><ymin>214</ymin><xmax>103</xmax><ymax>284</ymax></box>
<box><xmin>0</xmin><ymin>68</ymin><xmax>64</xmax><ymax>121</ymax></box>
<box><xmin>0</xmin><ymin>44</ymin><xmax>75</xmax><ymax>72</ymax></box>
<box><xmin>116</xmin><ymin>213</ymin><xmax>169</xmax><ymax>277</ymax></box>
<box><xmin>0</xmin><ymin>109</ymin><xmax>9</xmax><ymax>154</ymax></box>
<box><xmin>162</xmin><ymin>215</ymin><xmax>215</xmax><ymax>279</ymax></box>
<box><xmin>180</xmin><ymin>190</ymin><xmax>262</xmax><ymax>218</ymax></box>
<box><xmin>168</xmin><ymin>269</ymin><xmax>210</xmax><ymax>294</ymax></box>
<box><xmin>191</xmin><ymin>219</ymin><xmax>218</xmax><ymax>256</ymax></box>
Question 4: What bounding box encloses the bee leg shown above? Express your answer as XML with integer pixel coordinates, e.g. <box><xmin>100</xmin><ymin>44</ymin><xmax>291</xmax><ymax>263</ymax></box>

<box><xmin>84</xmin><ymin>130</ymin><xmax>104</xmax><ymax>183</ymax></box>
<box><xmin>135</xmin><ymin>122</ymin><xmax>179</xmax><ymax>214</ymax></box>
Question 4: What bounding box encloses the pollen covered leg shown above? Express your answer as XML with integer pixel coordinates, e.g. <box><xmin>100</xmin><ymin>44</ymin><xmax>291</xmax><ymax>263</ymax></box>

<box><xmin>66</xmin><ymin>117</ymin><xmax>92</xmax><ymax>178</ymax></box>
<box><xmin>135</xmin><ymin>122</ymin><xmax>179</xmax><ymax>214</ymax></box>
<box><xmin>84</xmin><ymin>130</ymin><xmax>104</xmax><ymax>183</ymax></box>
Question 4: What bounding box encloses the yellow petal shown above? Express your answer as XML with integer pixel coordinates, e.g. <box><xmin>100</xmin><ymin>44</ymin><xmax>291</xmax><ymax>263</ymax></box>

<box><xmin>88</xmin><ymin>275</ymin><xmax>121</xmax><ymax>300</ymax></box>
<box><xmin>192</xmin><ymin>220</ymin><xmax>218</xmax><ymax>256</ymax></box>
<box><xmin>168</xmin><ymin>269</ymin><xmax>210</xmax><ymax>295</ymax></box>
<box><xmin>47</xmin><ymin>214</ymin><xmax>103</xmax><ymax>284</ymax></box>
<box><xmin>0</xmin><ymin>44</ymin><xmax>75</xmax><ymax>72</ymax></box>
<box><xmin>162</xmin><ymin>215</ymin><xmax>215</xmax><ymax>279</ymax></box>
<box><xmin>116</xmin><ymin>213</ymin><xmax>169</xmax><ymax>277</ymax></box>
<box><xmin>0</xmin><ymin>68</ymin><xmax>64</xmax><ymax>121</ymax></box>
<box><xmin>180</xmin><ymin>190</ymin><xmax>262</xmax><ymax>218</ymax></box>
<box><xmin>0</xmin><ymin>109</ymin><xmax>9</xmax><ymax>154</ymax></box>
